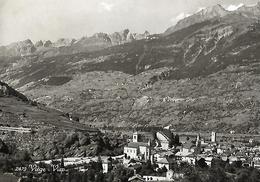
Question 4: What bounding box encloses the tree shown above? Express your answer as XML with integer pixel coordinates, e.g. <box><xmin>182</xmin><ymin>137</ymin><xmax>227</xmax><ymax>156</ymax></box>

<box><xmin>112</xmin><ymin>164</ymin><xmax>134</xmax><ymax>182</ymax></box>
<box><xmin>236</xmin><ymin>169</ymin><xmax>250</xmax><ymax>182</ymax></box>
<box><xmin>64</xmin><ymin>133</ymin><xmax>79</xmax><ymax>148</ymax></box>
<box><xmin>103</xmin><ymin>136</ymin><xmax>111</xmax><ymax>150</ymax></box>
<box><xmin>225</xmin><ymin>163</ymin><xmax>236</xmax><ymax>174</ymax></box>
<box><xmin>20</xmin><ymin>150</ymin><xmax>31</xmax><ymax>162</ymax></box>
<box><xmin>88</xmin><ymin>159</ymin><xmax>103</xmax><ymax>173</ymax></box>
<box><xmin>208</xmin><ymin>167</ymin><xmax>229</xmax><ymax>182</ymax></box>
<box><xmin>174</xmin><ymin>134</ymin><xmax>180</xmax><ymax>146</ymax></box>
<box><xmin>169</xmin><ymin>133</ymin><xmax>174</xmax><ymax>148</ymax></box>
<box><xmin>87</xmin><ymin>169</ymin><xmax>96</xmax><ymax>182</ymax></box>
<box><xmin>95</xmin><ymin>172</ymin><xmax>104</xmax><ymax>182</ymax></box>
<box><xmin>61</xmin><ymin>156</ymin><xmax>64</xmax><ymax>168</ymax></box>
<box><xmin>249</xmin><ymin>169</ymin><xmax>260</xmax><ymax>182</ymax></box>
<box><xmin>139</xmin><ymin>160</ymin><xmax>155</xmax><ymax>175</ymax></box>
<box><xmin>0</xmin><ymin>139</ymin><xmax>9</xmax><ymax>154</ymax></box>
<box><xmin>196</xmin><ymin>158</ymin><xmax>207</xmax><ymax>168</ymax></box>
<box><xmin>79</xmin><ymin>134</ymin><xmax>91</xmax><ymax>146</ymax></box>
<box><xmin>97</xmin><ymin>156</ymin><xmax>103</xmax><ymax>172</ymax></box>
<box><xmin>161</xmin><ymin>166</ymin><xmax>168</xmax><ymax>173</ymax></box>
<box><xmin>232</xmin><ymin>161</ymin><xmax>242</xmax><ymax>169</ymax></box>
<box><xmin>179</xmin><ymin>162</ymin><xmax>193</xmax><ymax>175</ymax></box>
<box><xmin>211</xmin><ymin>158</ymin><xmax>226</xmax><ymax>169</ymax></box>
<box><xmin>185</xmin><ymin>169</ymin><xmax>203</xmax><ymax>182</ymax></box>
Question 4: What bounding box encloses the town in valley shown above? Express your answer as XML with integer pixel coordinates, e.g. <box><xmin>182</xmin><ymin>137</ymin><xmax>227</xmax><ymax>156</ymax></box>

<box><xmin>2</xmin><ymin>0</ymin><xmax>260</xmax><ymax>181</ymax></box>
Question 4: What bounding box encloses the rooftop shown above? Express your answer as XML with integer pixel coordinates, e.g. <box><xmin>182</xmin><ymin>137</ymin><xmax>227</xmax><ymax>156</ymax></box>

<box><xmin>128</xmin><ymin>174</ymin><xmax>144</xmax><ymax>182</ymax></box>
<box><xmin>158</xmin><ymin>130</ymin><xmax>172</xmax><ymax>141</ymax></box>
<box><xmin>183</xmin><ymin>142</ymin><xmax>196</xmax><ymax>149</ymax></box>
<box><xmin>126</xmin><ymin>142</ymin><xmax>149</xmax><ymax>149</ymax></box>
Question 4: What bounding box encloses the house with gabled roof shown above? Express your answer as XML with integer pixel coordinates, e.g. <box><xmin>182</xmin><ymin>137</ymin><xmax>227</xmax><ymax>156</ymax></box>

<box><xmin>128</xmin><ymin>174</ymin><xmax>145</xmax><ymax>182</ymax></box>
<box><xmin>156</xmin><ymin>157</ymin><xmax>174</xmax><ymax>170</ymax></box>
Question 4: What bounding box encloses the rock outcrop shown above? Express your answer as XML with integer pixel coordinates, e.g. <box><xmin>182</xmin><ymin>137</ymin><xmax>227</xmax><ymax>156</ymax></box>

<box><xmin>0</xmin><ymin>39</ymin><xmax>36</xmax><ymax>57</ymax></box>
<box><xmin>0</xmin><ymin>81</ymin><xmax>29</xmax><ymax>102</ymax></box>
<box><xmin>35</xmin><ymin>40</ymin><xmax>44</xmax><ymax>48</ymax></box>
<box><xmin>165</xmin><ymin>4</ymin><xmax>228</xmax><ymax>35</ymax></box>
<box><xmin>0</xmin><ymin>29</ymin><xmax>149</xmax><ymax>57</ymax></box>
<box><xmin>109</xmin><ymin>29</ymin><xmax>150</xmax><ymax>45</ymax></box>
<box><xmin>165</xmin><ymin>3</ymin><xmax>260</xmax><ymax>35</ymax></box>
<box><xmin>43</xmin><ymin>40</ymin><xmax>53</xmax><ymax>47</ymax></box>
<box><xmin>53</xmin><ymin>38</ymin><xmax>76</xmax><ymax>47</ymax></box>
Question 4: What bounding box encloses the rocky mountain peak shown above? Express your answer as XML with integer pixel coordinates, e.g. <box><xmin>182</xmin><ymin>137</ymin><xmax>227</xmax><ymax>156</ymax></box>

<box><xmin>144</xmin><ymin>30</ymin><xmax>150</xmax><ymax>36</ymax></box>
<box><xmin>0</xmin><ymin>29</ymin><xmax>150</xmax><ymax>57</ymax></box>
<box><xmin>0</xmin><ymin>39</ymin><xmax>36</xmax><ymax>57</ymax></box>
<box><xmin>93</xmin><ymin>32</ymin><xmax>111</xmax><ymax>43</ymax></box>
<box><xmin>44</xmin><ymin>40</ymin><xmax>53</xmax><ymax>47</ymax></box>
<box><xmin>35</xmin><ymin>40</ymin><xmax>44</xmax><ymax>47</ymax></box>
<box><xmin>121</xmin><ymin>29</ymin><xmax>130</xmax><ymax>39</ymax></box>
<box><xmin>23</xmin><ymin>39</ymin><xmax>34</xmax><ymax>45</ymax></box>
<box><xmin>108</xmin><ymin>29</ymin><xmax>149</xmax><ymax>45</ymax></box>
<box><xmin>53</xmin><ymin>38</ymin><xmax>76</xmax><ymax>47</ymax></box>
<box><xmin>166</xmin><ymin>4</ymin><xmax>229</xmax><ymax>34</ymax></box>
<box><xmin>165</xmin><ymin>3</ymin><xmax>260</xmax><ymax>35</ymax></box>
<box><xmin>201</xmin><ymin>4</ymin><xmax>228</xmax><ymax>16</ymax></box>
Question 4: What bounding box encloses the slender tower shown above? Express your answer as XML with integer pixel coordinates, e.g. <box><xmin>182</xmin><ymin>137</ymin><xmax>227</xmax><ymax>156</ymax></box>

<box><xmin>211</xmin><ymin>132</ymin><xmax>216</xmax><ymax>143</ymax></box>
<box><xmin>133</xmin><ymin>131</ymin><xmax>138</xmax><ymax>143</ymax></box>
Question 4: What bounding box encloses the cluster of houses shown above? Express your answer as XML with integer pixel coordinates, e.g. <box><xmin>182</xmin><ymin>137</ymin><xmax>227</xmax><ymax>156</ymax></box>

<box><xmin>124</xmin><ymin>130</ymin><xmax>260</xmax><ymax>182</ymax></box>
<box><xmin>35</xmin><ymin>129</ymin><xmax>260</xmax><ymax>182</ymax></box>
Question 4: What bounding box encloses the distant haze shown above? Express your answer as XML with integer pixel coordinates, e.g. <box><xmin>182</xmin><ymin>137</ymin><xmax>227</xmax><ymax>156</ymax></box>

<box><xmin>0</xmin><ymin>0</ymin><xmax>259</xmax><ymax>45</ymax></box>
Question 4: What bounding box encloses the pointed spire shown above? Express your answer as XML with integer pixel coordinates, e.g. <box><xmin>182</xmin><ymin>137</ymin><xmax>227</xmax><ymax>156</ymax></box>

<box><xmin>148</xmin><ymin>139</ymin><xmax>151</xmax><ymax>146</ymax></box>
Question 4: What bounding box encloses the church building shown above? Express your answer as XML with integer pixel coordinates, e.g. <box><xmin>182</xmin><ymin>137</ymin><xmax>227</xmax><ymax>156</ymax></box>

<box><xmin>124</xmin><ymin>132</ymin><xmax>151</xmax><ymax>161</ymax></box>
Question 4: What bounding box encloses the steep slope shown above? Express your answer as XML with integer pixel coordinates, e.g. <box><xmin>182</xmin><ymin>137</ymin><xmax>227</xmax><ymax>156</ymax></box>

<box><xmin>0</xmin><ymin>81</ymin><xmax>97</xmax><ymax>132</ymax></box>
<box><xmin>165</xmin><ymin>4</ymin><xmax>229</xmax><ymax>35</ymax></box>
<box><xmin>165</xmin><ymin>3</ymin><xmax>260</xmax><ymax>35</ymax></box>
<box><xmin>0</xmin><ymin>81</ymin><xmax>127</xmax><ymax>160</ymax></box>
<box><xmin>0</xmin><ymin>39</ymin><xmax>36</xmax><ymax>57</ymax></box>
<box><xmin>1</xmin><ymin>5</ymin><xmax>260</xmax><ymax>133</ymax></box>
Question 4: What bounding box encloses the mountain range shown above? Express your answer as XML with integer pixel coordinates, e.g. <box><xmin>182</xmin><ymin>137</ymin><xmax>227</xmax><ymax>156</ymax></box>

<box><xmin>1</xmin><ymin>3</ymin><xmax>260</xmax><ymax>133</ymax></box>
<box><xmin>0</xmin><ymin>29</ymin><xmax>150</xmax><ymax>58</ymax></box>
<box><xmin>165</xmin><ymin>3</ymin><xmax>260</xmax><ymax>34</ymax></box>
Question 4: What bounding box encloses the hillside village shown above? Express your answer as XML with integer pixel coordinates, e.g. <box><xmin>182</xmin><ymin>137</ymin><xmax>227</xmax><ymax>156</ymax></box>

<box><xmin>24</xmin><ymin>129</ymin><xmax>260</xmax><ymax>182</ymax></box>
<box><xmin>124</xmin><ymin>130</ymin><xmax>260</xmax><ymax>181</ymax></box>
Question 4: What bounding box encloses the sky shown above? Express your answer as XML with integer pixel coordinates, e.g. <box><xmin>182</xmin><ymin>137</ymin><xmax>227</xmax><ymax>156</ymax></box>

<box><xmin>0</xmin><ymin>0</ymin><xmax>259</xmax><ymax>45</ymax></box>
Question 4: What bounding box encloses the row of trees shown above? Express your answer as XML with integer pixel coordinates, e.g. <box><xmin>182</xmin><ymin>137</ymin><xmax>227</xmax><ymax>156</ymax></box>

<box><xmin>181</xmin><ymin>158</ymin><xmax>260</xmax><ymax>182</ymax></box>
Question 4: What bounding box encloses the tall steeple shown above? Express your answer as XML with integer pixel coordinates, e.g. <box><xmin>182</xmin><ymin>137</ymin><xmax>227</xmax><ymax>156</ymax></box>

<box><xmin>133</xmin><ymin>131</ymin><xmax>139</xmax><ymax>143</ymax></box>
<box><xmin>196</xmin><ymin>133</ymin><xmax>201</xmax><ymax>147</ymax></box>
<box><xmin>211</xmin><ymin>132</ymin><xmax>217</xmax><ymax>143</ymax></box>
<box><xmin>196</xmin><ymin>133</ymin><xmax>202</xmax><ymax>154</ymax></box>
<box><xmin>148</xmin><ymin>139</ymin><xmax>151</xmax><ymax>146</ymax></box>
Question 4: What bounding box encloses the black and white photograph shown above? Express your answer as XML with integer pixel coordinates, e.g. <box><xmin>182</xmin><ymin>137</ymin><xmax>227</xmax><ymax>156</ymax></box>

<box><xmin>1</xmin><ymin>0</ymin><xmax>260</xmax><ymax>181</ymax></box>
